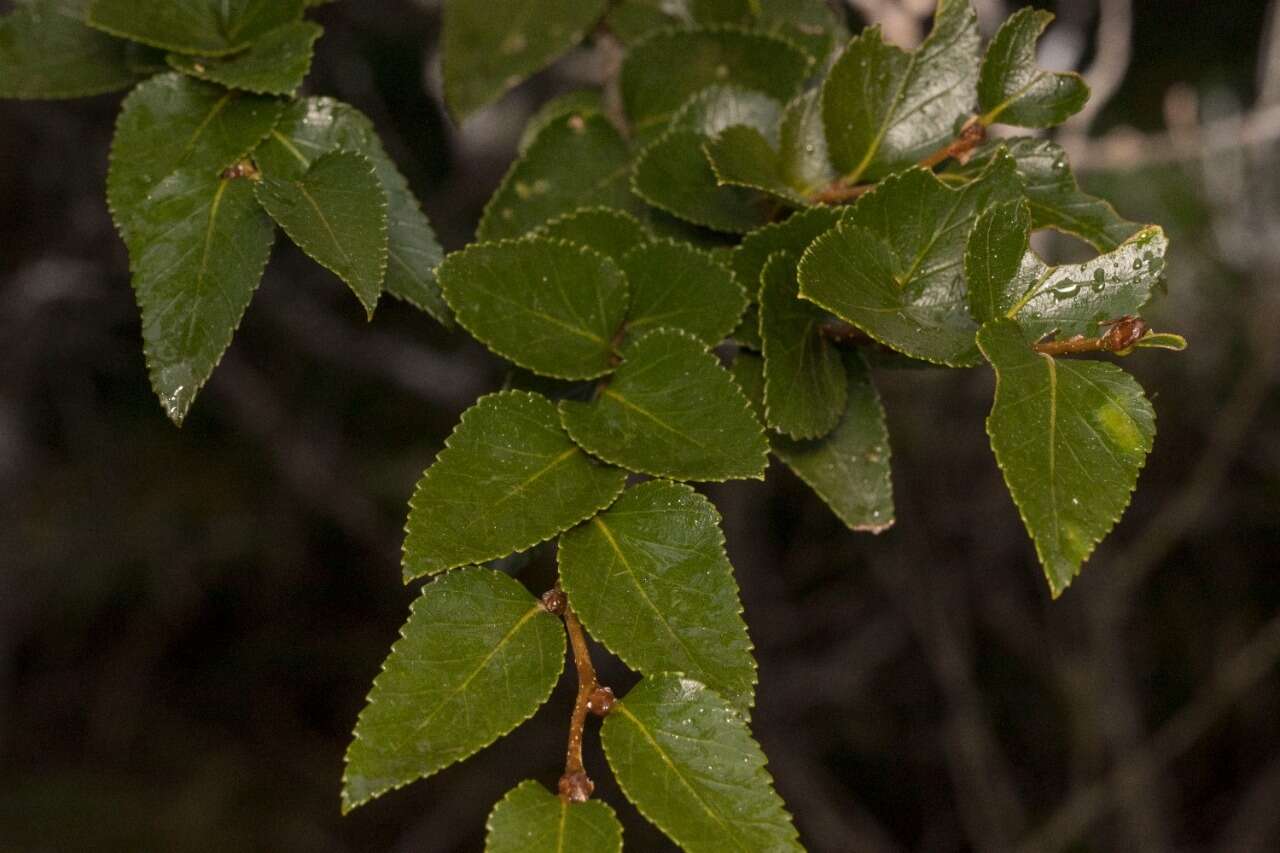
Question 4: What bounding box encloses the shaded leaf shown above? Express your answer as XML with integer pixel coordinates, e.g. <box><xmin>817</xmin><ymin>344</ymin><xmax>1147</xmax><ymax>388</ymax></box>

<box><xmin>87</xmin><ymin>0</ymin><xmax>304</xmax><ymax>56</ymax></box>
<box><xmin>798</xmin><ymin>152</ymin><xmax>1022</xmax><ymax>366</ymax></box>
<box><xmin>442</xmin><ymin>0</ymin><xmax>607</xmax><ymax>119</ymax></box>
<box><xmin>255</xmin><ymin>97</ymin><xmax>450</xmax><ymax>322</ymax></box>
<box><xmin>978</xmin><ymin>9</ymin><xmax>1088</xmax><ymax>128</ymax></box>
<box><xmin>730</xmin><ymin>205</ymin><xmax>844</xmax><ymax>298</ymax></box>
<box><xmin>755</xmin><ymin>0</ymin><xmax>847</xmax><ymax>64</ymax></box>
<box><xmin>1134</xmin><ymin>332</ymin><xmax>1187</xmax><ymax>351</ymax></box>
<box><xmin>731</xmin><ymin>304</ymin><xmax>763</xmax><ymax>349</ymax></box>
<box><xmin>560</xmin><ymin>330</ymin><xmax>769</xmax><ymax>482</ymax></box>
<box><xmin>965</xmin><ymin>210</ymin><xmax>1169</xmax><ymax>341</ymax></box>
<box><xmin>602</xmin><ymin>674</ymin><xmax>801</xmax><ymax>853</ymax></box>
<box><xmin>437</xmin><ymin>238</ymin><xmax>629</xmax><ymax>380</ymax></box>
<box><xmin>535</xmin><ymin>207</ymin><xmax>651</xmax><ymax>264</ymax></box>
<box><xmin>605</xmin><ymin>0</ymin><xmax>690</xmax><ymax>46</ymax></box>
<box><xmin>485</xmin><ymin>780</ymin><xmax>622</xmax><ymax>853</ymax></box>
<box><xmin>558</xmin><ymin>480</ymin><xmax>756</xmax><ymax>712</ymax></box>
<box><xmin>0</xmin><ymin>0</ymin><xmax>140</xmax><ymax>99</ymax></box>
<box><xmin>106</xmin><ymin>74</ymin><xmax>283</xmax><ymax>423</ymax></box>
<box><xmin>823</xmin><ymin>0</ymin><xmax>979</xmax><ymax>182</ymax></box>
<box><xmin>949</xmin><ymin>138</ymin><xmax>1142</xmax><ymax>252</ymax></box>
<box><xmin>621</xmin><ymin>239</ymin><xmax>747</xmax><ymax>345</ymax></box>
<box><xmin>621</xmin><ymin>26</ymin><xmax>810</xmax><ymax>135</ymax></box>
<box><xmin>734</xmin><ymin>351</ymin><xmax>895</xmax><ymax>531</ymax></box>
<box><xmin>666</xmin><ymin>84</ymin><xmax>785</xmax><ymax>141</ymax></box>
<box><xmin>705</xmin><ymin>125</ymin><xmax>808</xmax><ymax>207</ymax></box>
<box><xmin>978</xmin><ymin>319</ymin><xmax>1155</xmax><ymax>595</ymax></box>
<box><xmin>779</xmin><ymin>89</ymin><xmax>837</xmax><ymax>197</ymax></box>
<box><xmin>633</xmin><ymin>129</ymin><xmax>775</xmax><ymax>234</ymax></box>
<box><xmin>254</xmin><ymin>150</ymin><xmax>388</xmax><ymax>316</ymax></box>
<box><xmin>518</xmin><ymin>89</ymin><xmax>605</xmax><ymax>153</ymax></box>
<box><xmin>403</xmin><ymin>391</ymin><xmax>627</xmax><ymax>579</ymax></box>
<box><xmin>478</xmin><ymin>113</ymin><xmax>639</xmax><ymax>242</ymax></box>
<box><xmin>166</xmin><ymin>20</ymin><xmax>322</xmax><ymax>95</ymax></box>
<box><xmin>343</xmin><ymin>569</ymin><xmax>565</xmax><ymax>811</ymax></box>
<box><xmin>760</xmin><ymin>252</ymin><xmax>846</xmax><ymax>438</ymax></box>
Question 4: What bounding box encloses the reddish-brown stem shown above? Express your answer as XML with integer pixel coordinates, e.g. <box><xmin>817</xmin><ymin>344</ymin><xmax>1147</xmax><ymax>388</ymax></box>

<box><xmin>559</xmin><ymin>605</ymin><xmax>598</xmax><ymax>803</ymax></box>
<box><xmin>1032</xmin><ymin>316</ymin><xmax>1150</xmax><ymax>357</ymax></box>
<box><xmin>810</xmin><ymin>117</ymin><xmax>988</xmax><ymax>206</ymax></box>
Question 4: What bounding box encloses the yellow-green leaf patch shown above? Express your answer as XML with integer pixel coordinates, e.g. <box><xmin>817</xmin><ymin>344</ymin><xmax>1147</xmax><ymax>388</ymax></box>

<box><xmin>485</xmin><ymin>780</ymin><xmax>623</xmax><ymax>853</ymax></box>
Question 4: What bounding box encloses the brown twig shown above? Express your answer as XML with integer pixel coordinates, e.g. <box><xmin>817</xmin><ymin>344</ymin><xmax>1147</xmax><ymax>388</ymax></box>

<box><xmin>810</xmin><ymin>118</ymin><xmax>988</xmax><ymax>206</ymax></box>
<box><xmin>1031</xmin><ymin>316</ymin><xmax>1149</xmax><ymax>357</ymax></box>
<box><xmin>555</xmin><ymin>600</ymin><xmax>611</xmax><ymax>803</ymax></box>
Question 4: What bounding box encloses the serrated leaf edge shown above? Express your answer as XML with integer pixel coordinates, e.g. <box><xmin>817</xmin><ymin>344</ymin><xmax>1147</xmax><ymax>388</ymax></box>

<box><xmin>619</xmin><ymin>236</ymin><xmax>749</xmax><ymax>346</ymax></box>
<box><xmin>483</xmin><ymin>780</ymin><xmax>623</xmax><ymax>853</ymax></box>
<box><xmin>165</xmin><ymin>20</ymin><xmax>323</xmax><ymax>96</ymax></box>
<box><xmin>704</xmin><ymin>129</ymin><xmax>810</xmax><ymax>208</ymax></box>
<box><xmin>402</xmin><ymin>389</ymin><xmax>628</xmax><ymax>580</ymax></box>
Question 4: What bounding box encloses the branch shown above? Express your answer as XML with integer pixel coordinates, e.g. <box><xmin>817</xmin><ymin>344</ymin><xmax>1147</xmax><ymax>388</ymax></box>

<box><xmin>1031</xmin><ymin>316</ymin><xmax>1148</xmax><ymax>357</ymax></box>
<box><xmin>811</xmin><ymin>120</ymin><xmax>986</xmax><ymax>205</ymax></box>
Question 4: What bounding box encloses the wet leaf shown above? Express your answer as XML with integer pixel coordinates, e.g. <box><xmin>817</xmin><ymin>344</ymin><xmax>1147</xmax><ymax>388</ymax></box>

<box><xmin>823</xmin><ymin>0</ymin><xmax>979</xmax><ymax>182</ymax></box>
<box><xmin>730</xmin><ymin>205</ymin><xmax>845</xmax><ymax>299</ymax></box>
<box><xmin>560</xmin><ymin>330</ymin><xmax>769</xmax><ymax>482</ymax></box>
<box><xmin>559</xmin><ymin>480</ymin><xmax>756</xmax><ymax>712</ymax></box>
<box><xmin>620</xmin><ymin>239</ymin><xmax>747</xmax><ymax>345</ymax></box>
<box><xmin>442</xmin><ymin>0</ymin><xmax>607</xmax><ymax>119</ymax></box>
<box><xmin>602</xmin><ymin>675</ymin><xmax>802</xmax><ymax>853</ymax></box>
<box><xmin>978</xmin><ymin>9</ymin><xmax>1088</xmax><ymax>128</ymax></box>
<box><xmin>778</xmin><ymin>89</ymin><xmax>837</xmax><ymax>197</ymax></box>
<box><xmin>343</xmin><ymin>569</ymin><xmax>565</xmax><ymax>811</ymax></box>
<box><xmin>978</xmin><ymin>319</ymin><xmax>1155</xmax><ymax>595</ymax></box>
<box><xmin>87</xmin><ymin>0</ymin><xmax>304</xmax><ymax>56</ymax></box>
<box><xmin>403</xmin><ymin>391</ymin><xmax>627</xmax><ymax>579</ymax></box>
<box><xmin>0</xmin><ymin>0</ymin><xmax>141</xmax><ymax>99</ymax></box>
<box><xmin>166</xmin><ymin>20</ymin><xmax>322</xmax><ymax>95</ymax></box>
<box><xmin>436</xmin><ymin>238</ymin><xmax>630</xmax><ymax>380</ymax></box>
<box><xmin>705</xmin><ymin>125</ymin><xmax>808</xmax><ymax>207</ymax></box>
<box><xmin>255</xmin><ymin>150</ymin><xmax>388</xmax><ymax>316</ymax></box>
<box><xmin>485</xmin><ymin>780</ymin><xmax>622</xmax><ymax>853</ymax></box>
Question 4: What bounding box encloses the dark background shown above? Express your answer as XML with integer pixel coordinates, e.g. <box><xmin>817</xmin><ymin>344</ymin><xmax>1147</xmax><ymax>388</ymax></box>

<box><xmin>2</xmin><ymin>1</ymin><xmax>1278</xmax><ymax>851</ymax></box>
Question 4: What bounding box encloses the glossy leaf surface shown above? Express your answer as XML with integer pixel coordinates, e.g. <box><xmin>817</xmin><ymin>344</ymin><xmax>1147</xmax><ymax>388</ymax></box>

<box><xmin>978</xmin><ymin>9</ymin><xmax>1088</xmax><ymax>128</ymax></box>
<box><xmin>255</xmin><ymin>150</ymin><xmax>388</xmax><ymax>316</ymax></box>
<box><xmin>485</xmin><ymin>780</ymin><xmax>622</xmax><ymax>853</ymax></box>
<box><xmin>403</xmin><ymin>392</ymin><xmax>627</xmax><ymax>579</ymax></box>
<box><xmin>602</xmin><ymin>675</ymin><xmax>802</xmax><ymax>853</ymax></box>
<box><xmin>559</xmin><ymin>480</ymin><xmax>756</xmax><ymax>712</ymax></box>
<box><xmin>620</xmin><ymin>240</ymin><xmax>747</xmax><ymax>345</ymax></box>
<box><xmin>166</xmin><ymin>20</ymin><xmax>321</xmax><ymax>95</ymax></box>
<box><xmin>560</xmin><ymin>330</ymin><xmax>769</xmax><ymax>482</ymax></box>
<box><xmin>0</xmin><ymin>0</ymin><xmax>140</xmax><ymax>99</ymax></box>
<box><xmin>437</xmin><ymin>239</ymin><xmax>630</xmax><ymax>380</ymax></box>
<box><xmin>87</xmin><ymin>0</ymin><xmax>304</xmax><ymax>55</ymax></box>
<box><xmin>343</xmin><ymin>569</ymin><xmax>565</xmax><ymax>810</ymax></box>
<box><xmin>978</xmin><ymin>319</ymin><xmax>1155</xmax><ymax>595</ymax></box>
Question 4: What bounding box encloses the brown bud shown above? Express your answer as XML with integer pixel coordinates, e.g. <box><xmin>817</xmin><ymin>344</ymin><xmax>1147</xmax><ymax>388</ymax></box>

<box><xmin>539</xmin><ymin>588</ymin><xmax>567</xmax><ymax>615</ymax></box>
<box><xmin>1103</xmin><ymin>315</ymin><xmax>1149</xmax><ymax>352</ymax></box>
<box><xmin>558</xmin><ymin>770</ymin><xmax>594</xmax><ymax>803</ymax></box>
<box><xmin>586</xmin><ymin>686</ymin><xmax>615</xmax><ymax>717</ymax></box>
<box><xmin>220</xmin><ymin>160</ymin><xmax>260</xmax><ymax>181</ymax></box>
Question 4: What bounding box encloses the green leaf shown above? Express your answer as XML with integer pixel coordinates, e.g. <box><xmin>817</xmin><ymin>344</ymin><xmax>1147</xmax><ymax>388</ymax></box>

<box><xmin>705</xmin><ymin>125</ymin><xmax>808</xmax><ymax>207</ymax></box>
<box><xmin>343</xmin><ymin>568</ymin><xmax>566</xmax><ymax>811</ymax></box>
<box><xmin>602</xmin><ymin>674</ymin><xmax>802</xmax><ymax>853</ymax></box>
<box><xmin>255</xmin><ymin>97</ymin><xmax>450</xmax><ymax>323</ymax></box>
<box><xmin>734</xmin><ymin>351</ymin><xmax>895</xmax><ymax>532</ymax></box>
<box><xmin>977</xmin><ymin>319</ymin><xmax>1155</xmax><ymax>595</ymax></box>
<box><xmin>560</xmin><ymin>330</ymin><xmax>769</xmax><ymax>482</ymax></box>
<box><xmin>731</xmin><ymin>304</ymin><xmax>763</xmax><ymax>349</ymax></box>
<box><xmin>403</xmin><ymin>391</ymin><xmax>627</xmax><ymax>579</ymax></box>
<box><xmin>756</xmin><ymin>0</ymin><xmax>847</xmax><ymax>64</ymax></box>
<box><xmin>87</xmin><ymin>0</ymin><xmax>304</xmax><ymax>56</ymax></box>
<box><xmin>778</xmin><ymin>89</ymin><xmax>837</xmax><ymax>198</ymax></box>
<box><xmin>621</xmin><ymin>240</ymin><xmax>747</xmax><ymax>345</ymax></box>
<box><xmin>965</xmin><ymin>199</ymin><xmax>1032</xmax><ymax>325</ymax></box>
<box><xmin>518</xmin><ymin>89</ymin><xmax>605</xmax><ymax>153</ymax></box>
<box><xmin>730</xmin><ymin>205</ymin><xmax>844</xmax><ymax>298</ymax></box>
<box><xmin>558</xmin><ymin>480</ymin><xmax>757</xmax><ymax>712</ymax></box>
<box><xmin>823</xmin><ymin>0</ymin><xmax>979</xmax><ymax>182</ymax></box>
<box><xmin>478</xmin><ymin>113</ymin><xmax>638</xmax><ymax>242</ymax></box>
<box><xmin>633</xmin><ymin>129</ymin><xmax>775</xmax><ymax>234</ymax></box>
<box><xmin>948</xmin><ymin>138</ymin><xmax>1142</xmax><ymax>252</ymax></box>
<box><xmin>254</xmin><ymin>150</ymin><xmax>388</xmax><ymax>317</ymax></box>
<box><xmin>797</xmin><ymin>151</ymin><xmax>1023</xmax><ymax>366</ymax></box>
<box><xmin>166</xmin><ymin>20</ymin><xmax>322</xmax><ymax>95</ymax></box>
<box><xmin>605</xmin><ymin>0</ymin><xmax>689</xmax><ymax>46</ymax></box>
<box><xmin>666</xmin><ymin>84</ymin><xmax>785</xmax><ymax>140</ymax></box>
<box><xmin>0</xmin><ymin>0</ymin><xmax>140</xmax><ymax>99</ymax></box>
<box><xmin>106</xmin><ymin>74</ymin><xmax>283</xmax><ymax>424</ymax></box>
<box><xmin>978</xmin><ymin>9</ymin><xmax>1088</xmax><ymax>128</ymax></box>
<box><xmin>442</xmin><ymin>0</ymin><xmax>607</xmax><ymax>119</ymax></box>
<box><xmin>437</xmin><ymin>238</ymin><xmax>629</xmax><ymax>380</ymax></box>
<box><xmin>485</xmin><ymin>780</ymin><xmax>623</xmax><ymax>853</ymax></box>
<box><xmin>1134</xmin><ymin>332</ymin><xmax>1187</xmax><ymax>351</ymax></box>
<box><xmin>760</xmin><ymin>252</ymin><xmax>846</xmax><ymax>439</ymax></box>
<box><xmin>621</xmin><ymin>26</ymin><xmax>811</xmax><ymax>135</ymax></box>
<box><xmin>691</xmin><ymin>0</ymin><xmax>754</xmax><ymax>24</ymax></box>
<box><xmin>535</xmin><ymin>207</ymin><xmax>650</xmax><ymax>264</ymax></box>
<box><xmin>967</xmin><ymin>213</ymin><xmax>1170</xmax><ymax>341</ymax></box>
